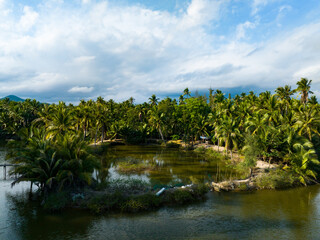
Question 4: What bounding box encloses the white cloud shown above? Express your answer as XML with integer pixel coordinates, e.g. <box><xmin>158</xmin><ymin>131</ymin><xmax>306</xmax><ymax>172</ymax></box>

<box><xmin>68</xmin><ymin>86</ymin><xmax>94</xmax><ymax>93</ymax></box>
<box><xmin>182</xmin><ymin>0</ymin><xmax>226</xmax><ymax>27</ymax></box>
<box><xmin>73</xmin><ymin>56</ymin><xmax>96</xmax><ymax>64</ymax></box>
<box><xmin>275</xmin><ymin>5</ymin><xmax>292</xmax><ymax>26</ymax></box>
<box><xmin>252</xmin><ymin>0</ymin><xmax>278</xmax><ymax>15</ymax></box>
<box><xmin>19</xmin><ymin>6</ymin><xmax>38</xmax><ymax>31</ymax></box>
<box><xmin>293</xmin><ymin>65</ymin><xmax>320</xmax><ymax>82</ymax></box>
<box><xmin>0</xmin><ymin>1</ymin><xmax>319</xmax><ymax>102</ymax></box>
<box><xmin>236</xmin><ymin>21</ymin><xmax>256</xmax><ymax>40</ymax></box>
<box><xmin>0</xmin><ymin>73</ymin><xmax>67</xmax><ymax>93</ymax></box>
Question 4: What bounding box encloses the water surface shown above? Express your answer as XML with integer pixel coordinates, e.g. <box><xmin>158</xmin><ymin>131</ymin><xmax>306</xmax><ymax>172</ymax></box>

<box><xmin>102</xmin><ymin>145</ymin><xmax>238</xmax><ymax>185</ymax></box>
<box><xmin>1</xmin><ymin>147</ymin><xmax>320</xmax><ymax>240</ymax></box>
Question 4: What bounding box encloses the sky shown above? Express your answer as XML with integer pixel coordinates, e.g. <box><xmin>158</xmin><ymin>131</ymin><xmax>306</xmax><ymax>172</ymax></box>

<box><xmin>1</xmin><ymin>0</ymin><xmax>320</xmax><ymax>103</ymax></box>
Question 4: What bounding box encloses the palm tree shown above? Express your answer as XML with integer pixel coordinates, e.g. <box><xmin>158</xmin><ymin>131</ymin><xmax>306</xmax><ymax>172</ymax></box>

<box><xmin>293</xmin><ymin>105</ymin><xmax>320</xmax><ymax>141</ymax></box>
<box><xmin>183</xmin><ymin>88</ymin><xmax>191</xmax><ymax>98</ymax></box>
<box><xmin>275</xmin><ymin>85</ymin><xmax>295</xmax><ymax>114</ymax></box>
<box><xmin>308</xmin><ymin>96</ymin><xmax>318</xmax><ymax>106</ymax></box>
<box><xmin>9</xmin><ymin>129</ymin><xmax>99</xmax><ymax>193</ymax></box>
<box><xmin>245</xmin><ymin>111</ymin><xmax>267</xmax><ymax>136</ymax></box>
<box><xmin>46</xmin><ymin>102</ymin><xmax>75</xmax><ymax>139</ymax></box>
<box><xmin>55</xmin><ymin>133</ymin><xmax>99</xmax><ymax>188</ymax></box>
<box><xmin>288</xmin><ymin>137</ymin><xmax>320</xmax><ymax>184</ymax></box>
<box><xmin>148</xmin><ymin>94</ymin><xmax>159</xmax><ymax>106</ymax></box>
<box><xmin>218</xmin><ymin>116</ymin><xmax>241</xmax><ymax>160</ymax></box>
<box><xmin>148</xmin><ymin>106</ymin><xmax>165</xmax><ymax>142</ymax></box>
<box><xmin>296</xmin><ymin>78</ymin><xmax>313</xmax><ymax>104</ymax></box>
<box><xmin>275</xmin><ymin>85</ymin><xmax>294</xmax><ymax>100</ymax></box>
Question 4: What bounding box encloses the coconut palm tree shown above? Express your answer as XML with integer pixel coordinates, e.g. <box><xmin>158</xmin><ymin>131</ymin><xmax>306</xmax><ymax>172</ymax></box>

<box><xmin>148</xmin><ymin>94</ymin><xmax>159</xmax><ymax>106</ymax></box>
<box><xmin>148</xmin><ymin>106</ymin><xmax>165</xmax><ymax>142</ymax></box>
<box><xmin>275</xmin><ymin>85</ymin><xmax>295</xmax><ymax>101</ymax></box>
<box><xmin>293</xmin><ymin>105</ymin><xmax>320</xmax><ymax>141</ymax></box>
<box><xmin>218</xmin><ymin>116</ymin><xmax>241</xmax><ymax>160</ymax></box>
<box><xmin>296</xmin><ymin>78</ymin><xmax>313</xmax><ymax>104</ymax></box>
<box><xmin>46</xmin><ymin>102</ymin><xmax>75</xmax><ymax>139</ymax></box>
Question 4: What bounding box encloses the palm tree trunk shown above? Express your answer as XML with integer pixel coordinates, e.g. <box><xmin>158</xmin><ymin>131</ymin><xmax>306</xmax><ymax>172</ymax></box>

<box><xmin>29</xmin><ymin>182</ymin><xmax>33</xmax><ymax>199</ymax></box>
<box><xmin>101</xmin><ymin>125</ymin><xmax>104</xmax><ymax>144</ymax></box>
<box><xmin>95</xmin><ymin>126</ymin><xmax>98</xmax><ymax>146</ymax></box>
<box><xmin>159</xmin><ymin>127</ymin><xmax>165</xmax><ymax>142</ymax></box>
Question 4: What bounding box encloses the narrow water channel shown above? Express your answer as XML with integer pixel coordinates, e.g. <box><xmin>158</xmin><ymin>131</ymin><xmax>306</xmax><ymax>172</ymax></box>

<box><xmin>1</xmin><ymin>147</ymin><xmax>320</xmax><ymax>240</ymax></box>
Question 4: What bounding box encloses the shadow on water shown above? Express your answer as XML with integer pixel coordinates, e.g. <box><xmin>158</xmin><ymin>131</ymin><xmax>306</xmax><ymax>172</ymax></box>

<box><xmin>5</xmin><ymin>187</ymin><xmax>320</xmax><ymax>240</ymax></box>
<box><xmin>4</xmin><ymin>191</ymin><xmax>96</xmax><ymax>240</ymax></box>
<box><xmin>2</xmin><ymin>147</ymin><xmax>320</xmax><ymax>239</ymax></box>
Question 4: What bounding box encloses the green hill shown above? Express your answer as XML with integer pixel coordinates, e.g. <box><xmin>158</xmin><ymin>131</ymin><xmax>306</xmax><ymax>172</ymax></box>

<box><xmin>1</xmin><ymin>95</ymin><xmax>25</xmax><ymax>102</ymax></box>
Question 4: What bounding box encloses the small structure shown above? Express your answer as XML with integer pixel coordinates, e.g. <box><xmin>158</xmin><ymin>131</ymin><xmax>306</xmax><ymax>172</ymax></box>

<box><xmin>200</xmin><ymin>136</ymin><xmax>211</xmax><ymax>143</ymax></box>
<box><xmin>0</xmin><ymin>163</ymin><xmax>19</xmax><ymax>180</ymax></box>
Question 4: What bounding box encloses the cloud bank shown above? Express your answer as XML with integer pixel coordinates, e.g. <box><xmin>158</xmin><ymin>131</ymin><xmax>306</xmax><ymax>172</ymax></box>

<box><xmin>0</xmin><ymin>0</ymin><xmax>319</xmax><ymax>103</ymax></box>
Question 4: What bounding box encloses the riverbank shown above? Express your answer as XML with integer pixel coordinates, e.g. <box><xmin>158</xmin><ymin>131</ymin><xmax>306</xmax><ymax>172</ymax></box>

<box><xmin>190</xmin><ymin>143</ymin><xmax>308</xmax><ymax>192</ymax></box>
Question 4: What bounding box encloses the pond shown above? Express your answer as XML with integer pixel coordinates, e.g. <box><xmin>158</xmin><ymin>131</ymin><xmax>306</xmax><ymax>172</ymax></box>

<box><xmin>1</xmin><ymin>146</ymin><xmax>320</xmax><ymax>240</ymax></box>
<box><xmin>100</xmin><ymin>145</ymin><xmax>239</xmax><ymax>185</ymax></box>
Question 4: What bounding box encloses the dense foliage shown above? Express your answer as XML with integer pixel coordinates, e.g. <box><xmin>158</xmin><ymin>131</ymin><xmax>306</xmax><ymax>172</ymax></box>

<box><xmin>2</xmin><ymin>77</ymin><xmax>320</xmax><ymax>187</ymax></box>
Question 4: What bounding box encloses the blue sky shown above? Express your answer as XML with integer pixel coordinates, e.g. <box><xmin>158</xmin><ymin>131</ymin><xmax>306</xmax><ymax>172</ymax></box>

<box><xmin>1</xmin><ymin>0</ymin><xmax>320</xmax><ymax>103</ymax></box>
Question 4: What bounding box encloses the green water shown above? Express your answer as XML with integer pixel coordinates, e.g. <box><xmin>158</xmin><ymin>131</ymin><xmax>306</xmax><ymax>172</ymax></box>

<box><xmin>101</xmin><ymin>145</ymin><xmax>239</xmax><ymax>185</ymax></box>
<box><xmin>1</xmin><ymin>146</ymin><xmax>320</xmax><ymax>240</ymax></box>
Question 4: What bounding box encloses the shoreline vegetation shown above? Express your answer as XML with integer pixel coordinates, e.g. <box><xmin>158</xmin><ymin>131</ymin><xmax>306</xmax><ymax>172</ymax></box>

<box><xmin>1</xmin><ymin>77</ymin><xmax>320</xmax><ymax>213</ymax></box>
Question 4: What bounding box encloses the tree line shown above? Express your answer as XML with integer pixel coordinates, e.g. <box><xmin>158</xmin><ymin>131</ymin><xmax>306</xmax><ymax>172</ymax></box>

<box><xmin>2</xmin><ymin>77</ymin><xmax>320</xmax><ymax>192</ymax></box>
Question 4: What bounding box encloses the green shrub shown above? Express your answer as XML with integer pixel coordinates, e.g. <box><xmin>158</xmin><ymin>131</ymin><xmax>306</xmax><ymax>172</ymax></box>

<box><xmin>192</xmin><ymin>184</ymin><xmax>209</xmax><ymax>196</ymax></box>
<box><xmin>120</xmin><ymin>193</ymin><xmax>161</xmax><ymax>212</ymax></box>
<box><xmin>204</xmin><ymin>148</ymin><xmax>226</xmax><ymax>160</ymax></box>
<box><xmin>171</xmin><ymin>135</ymin><xmax>180</xmax><ymax>140</ymax></box>
<box><xmin>87</xmin><ymin>191</ymin><xmax>126</xmax><ymax>214</ymax></box>
<box><xmin>194</xmin><ymin>146</ymin><xmax>206</xmax><ymax>154</ymax></box>
<box><xmin>120</xmin><ymin>199</ymin><xmax>145</xmax><ymax>212</ymax></box>
<box><xmin>256</xmin><ymin>169</ymin><xmax>299</xmax><ymax>189</ymax></box>
<box><xmin>172</xmin><ymin>189</ymin><xmax>195</xmax><ymax>204</ymax></box>
<box><xmin>107</xmin><ymin>179</ymin><xmax>151</xmax><ymax>193</ymax></box>
<box><xmin>239</xmin><ymin>183</ymin><xmax>248</xmax><ymax>191</ymax></box>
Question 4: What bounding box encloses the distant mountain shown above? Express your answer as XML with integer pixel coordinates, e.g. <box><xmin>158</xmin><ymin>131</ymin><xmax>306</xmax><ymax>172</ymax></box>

<box><xmin>1</xmin><ymin>95</ymin><xmax>25</xmax><ymax>102</ymax></box>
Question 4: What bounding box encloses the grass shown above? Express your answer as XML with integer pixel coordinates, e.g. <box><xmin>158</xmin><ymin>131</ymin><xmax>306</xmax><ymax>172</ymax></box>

<box><xmin>194</xmin><ymin>147</ymin><xmax>228</xmax><ymax>161</ymax></box>
<box><xmin>104</xmin><ymin>178</ymin><xmax>151</xmax><ymax>194</ymax></box>
<box><xmin>82</xmin><ymin>184</ymin><xmax>209</xmax><ymax>214</ymax></box>
<box><xmin>116</xmin><ymin>158</ymin><xmax>156</xmax><ymax>174</ymax></box>
<box><xmin>255</xmin><ymin>169</ymin><xmax>300</xmax><ymax>189</ymax></box>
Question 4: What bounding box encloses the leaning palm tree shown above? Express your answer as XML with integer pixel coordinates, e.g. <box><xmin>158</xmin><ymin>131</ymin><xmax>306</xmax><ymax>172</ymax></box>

<box><xmin>296</xmin><ymin>78</ymin><xmax>313</xmax><ymax>104</ymax></box>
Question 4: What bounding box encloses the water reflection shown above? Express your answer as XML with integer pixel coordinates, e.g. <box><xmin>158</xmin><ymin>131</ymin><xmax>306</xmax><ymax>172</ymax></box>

<box><xmin>6</xmin><ymin>186</ymin><xmax>320</xmax><ymax>240</ymax></box>
<box><xmin>101</xmin><ymin>145</ymin><xmax>238</xmax><ymax>185</ymax></box>
<box><xmin>2</xmin><ymin>148</ymin><xmax>320</xmax><ymax>239</ymax></box>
